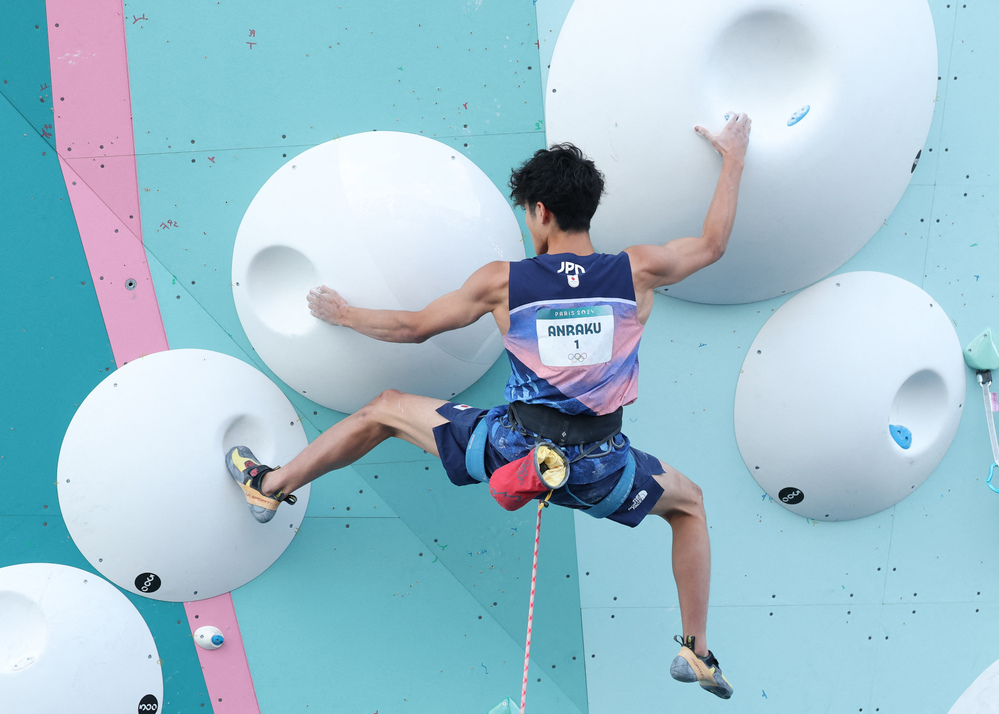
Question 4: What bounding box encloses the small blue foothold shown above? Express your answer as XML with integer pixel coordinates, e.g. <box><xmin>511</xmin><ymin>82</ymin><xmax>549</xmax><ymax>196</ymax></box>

<box><xmin>212</xmin><ymin>634</ymin><xmax>224</xmax><ymax>646</ymax></box>
<box><xmin>890</xmin><ymin>424</ymin><xmax>912</xmax><ymax>449</ymax></box>
<box><xmin>787</xmin><ymin>105</ymin><xmax>810</xmax><ymax>126</ymax></box>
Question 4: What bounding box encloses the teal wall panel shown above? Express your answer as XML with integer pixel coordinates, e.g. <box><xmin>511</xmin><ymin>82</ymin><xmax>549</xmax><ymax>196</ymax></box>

<box><xmin>934</xmin><ymin>2</ymin><xmax>999</xmax><ymax>187</ymax></box>
<box><xmin>840</xmin><ymin>185</ymin><xmax>937</xmax><ymax>288</ymax></box>
<box><xmin>583</xmin><ymin>604</ymin><xmax>885</xmax><ymax>713</ymax></box>
<box><xmin>125</xmin><ymin>0</ymin><xmax>545</xmax><ymax>152</ymax></box>
<box><xmin>233</xmin><ymin>518</ymin><xmax>584</xmax><ymax>713</ymax></box>
<box><xmin>881</xmin><ymin>415</ymin><xmax>999</xmax><ymax>604</ymax></box>
<box><xmin>921</xmin><ymin>187</ymin><xmax>999</xmax><ymax>338</ymax></box>
<box><xmin>350</xmin><ymin>458</ymin><xmax>588</xmax><ymax>710</ymax></box>
<box><xmin>907</xmin><ymin>0</ymin><xmax>958</xmax><ymax>187</ymax></box>
<box><xmin>0</xmin><ymin>101</ymin><xmax>115</xmax><ymax>518</ymax></box>
<box><xmin>303</xmin><ymin>463</ymin><xmax>399</xmax><ymax>520</ymax></box>
<box><xmin>0</xmin><ymin>4</ymin><xmax>56</xmax><ymax>149</ymax></box>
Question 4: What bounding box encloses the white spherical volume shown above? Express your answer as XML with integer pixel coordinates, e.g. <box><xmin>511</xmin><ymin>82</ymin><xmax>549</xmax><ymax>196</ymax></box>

<box><xmin>546</xmin><ymin>0</ymin><xmax>937</xmax><ymax>303</ymax></box>
<box><xmin>58</xmin><ymin>349</ymin><xmax>310</xmax><ymax>601</ymax></box>
<box><xmin>232</xmin><ymin>131</ymin><xmax>526</xmax><ymax>413</ymax></box>
<box><xmin>734</xmin><ymin>273</ymin><xmax>965</xmax><ymax>521</ymax></box>
<box><xmin>0</xmin><ymin>563</ymin><xmax>161</xmax><ymax>712</ymax></box>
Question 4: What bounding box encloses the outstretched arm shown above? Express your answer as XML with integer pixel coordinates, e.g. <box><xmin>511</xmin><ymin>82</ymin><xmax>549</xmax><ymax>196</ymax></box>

<box><xmin>627</xmin><ymin>112</ymin><xmax>751</xmax><ymax>291</ymax></box>
<box><xmin>307</xmin><ymin>260</ymin><xmax>510</xmax><ymax>342</ymax></box>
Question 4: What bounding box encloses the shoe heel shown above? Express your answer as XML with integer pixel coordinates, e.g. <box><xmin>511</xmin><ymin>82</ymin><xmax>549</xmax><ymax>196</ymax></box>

<box><xmin>670</xmin><ymin>655</ymin><xmax>697</xmax><ymax>683</ymax></box>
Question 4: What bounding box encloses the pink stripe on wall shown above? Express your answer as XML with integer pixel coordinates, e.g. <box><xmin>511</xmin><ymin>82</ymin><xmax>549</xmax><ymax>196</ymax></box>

<box><xmin>185</xmin><ymin>595</ymin><xmax>263</xmax><ymax>714</ymax></box>
<box><xmin>46</xmin><ymin>0</ymin><xmax>167</xmax><ymax>366</ymax></box>
<box><xmin>46</xmin><ymin>3</ymin><xmax>261</xmax><ymax>712</ymax></box>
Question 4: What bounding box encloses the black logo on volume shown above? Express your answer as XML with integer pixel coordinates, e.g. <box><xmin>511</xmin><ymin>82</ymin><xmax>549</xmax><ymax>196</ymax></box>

<box><xmin>778</xmin><ymin>487</ymin><xmax>804</xmax><ymax>505</ymax></box>
<box><xmin>134</xmin><ymin>573</ymin><xmax>162</xmax><ymax>593</ymax></box>
<box><xmin>138</xmin><ymin>694</ymin><xmax>159</xmax><ymax>712</ymax></box>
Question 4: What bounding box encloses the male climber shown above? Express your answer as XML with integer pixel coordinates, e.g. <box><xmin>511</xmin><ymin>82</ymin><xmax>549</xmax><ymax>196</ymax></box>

<box><xmin>227</xmin><ymin>112</ymin><xmax>751</xmax><ymax>699</ymax></box>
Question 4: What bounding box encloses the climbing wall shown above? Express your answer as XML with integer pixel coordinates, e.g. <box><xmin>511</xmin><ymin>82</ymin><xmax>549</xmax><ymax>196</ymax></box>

<box><xmin>3</xmin><ymin>0</ymin><xmax>999</xmax><ymax>713</ymax></box>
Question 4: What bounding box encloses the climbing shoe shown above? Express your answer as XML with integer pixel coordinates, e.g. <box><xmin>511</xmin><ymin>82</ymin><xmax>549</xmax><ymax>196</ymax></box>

<box><xmin>225</xmin><ymin>446</ymin><xmax>297</xmax><ymax>523</ymax></box>
<box><xmin>669</xmin><ymin>634</ymin><xmax>733</xmax><ymax>699</ymax></box>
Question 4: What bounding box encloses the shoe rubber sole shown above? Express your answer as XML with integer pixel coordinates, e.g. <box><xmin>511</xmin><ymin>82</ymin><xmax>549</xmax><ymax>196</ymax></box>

<box><xmin>670</xmin><ymin>647</ymin><xmax>733</xmax><ymax>699</ymax></box>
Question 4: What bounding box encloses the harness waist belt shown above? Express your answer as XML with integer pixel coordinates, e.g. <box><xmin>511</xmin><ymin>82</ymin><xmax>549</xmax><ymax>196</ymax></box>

<box><xmin>508</xmin><ymin>402</ymin><xmax>623</xmax><ymax>446</ymax></box>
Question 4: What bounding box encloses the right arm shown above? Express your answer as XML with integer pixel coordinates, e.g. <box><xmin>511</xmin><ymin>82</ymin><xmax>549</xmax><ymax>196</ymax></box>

<box><xmin>626</xmin><ymin>112</ymin><xmax>752</xmax><ymax>294</ymax></box>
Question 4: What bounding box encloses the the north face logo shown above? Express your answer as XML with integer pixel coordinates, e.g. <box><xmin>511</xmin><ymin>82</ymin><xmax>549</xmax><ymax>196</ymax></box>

<box><xmin>628</xmin><ymin>489</ymin><xmax>648</xmax><ymax>511</ymax></box>
<box><xmin>557</xmin><ymin>261</ymin><xmax>585</xmax><ymax>288</ymax></box>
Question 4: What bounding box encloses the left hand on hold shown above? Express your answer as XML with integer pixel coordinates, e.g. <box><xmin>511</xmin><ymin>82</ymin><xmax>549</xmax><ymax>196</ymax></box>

<box><xmin>308</xmin><ymin>285</ymin><xmax>349</xmax><ymax>326</ymax></box>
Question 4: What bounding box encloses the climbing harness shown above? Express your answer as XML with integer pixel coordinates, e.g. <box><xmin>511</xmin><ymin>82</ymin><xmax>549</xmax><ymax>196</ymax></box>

<box><xmin>507</xmin><ymin>401</ymin><xmax>622</xmax><ymax>448</ymax></box>
<box><xmin>464</xmin><ymin>402</ymin><xmax>635</xmax><ymax>517</ymax></box>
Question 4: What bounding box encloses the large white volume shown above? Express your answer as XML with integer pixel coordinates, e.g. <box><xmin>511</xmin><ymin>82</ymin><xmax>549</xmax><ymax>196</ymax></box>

<box><xmin>545</xmin><ymin>0</ymin><xmax>937</xmax><ymax>304</ymax></box>
<box><xmin>948</xmin><ymin>658</ymin><xmax>999</xmax><ymax>714</ymax></box>
<box><xmin>58</xmin><ymin>349</ymin><xmax>310</xmax><ymax>601</ymax></box>
<box><xmin>734</xmin><ymin>273</ymin><xmax>964</xmax><ymax>521</ymax></box>
<box><xmin>0</xmin><ymin>563</ymin><xmax>162</xmax><ymax>713</ymax></box>
<box><xmin>231</xmin><ymin>131</ymin><xmax>526</xmax><ymax>414</ymax></box>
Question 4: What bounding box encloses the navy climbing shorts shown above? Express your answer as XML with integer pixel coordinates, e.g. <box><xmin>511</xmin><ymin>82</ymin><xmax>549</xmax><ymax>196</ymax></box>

<box><xmin>431</xmin><ymin>402</ymin><xmax>666</xmax><ymax>527</ymax></box>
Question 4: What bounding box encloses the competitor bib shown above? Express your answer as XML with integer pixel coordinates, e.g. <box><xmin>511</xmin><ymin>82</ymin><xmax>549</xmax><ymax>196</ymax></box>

<box><xmin>536</xmin><ymin>306</ymin><xmax>613</xmax><ymax>367</ymax></box>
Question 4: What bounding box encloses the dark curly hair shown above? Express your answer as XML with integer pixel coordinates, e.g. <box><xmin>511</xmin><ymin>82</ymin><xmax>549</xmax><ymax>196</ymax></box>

<box><xmin>508</xmin><ymin>143</ymin><xmax>605</xmax><ymax>232</ymax></box>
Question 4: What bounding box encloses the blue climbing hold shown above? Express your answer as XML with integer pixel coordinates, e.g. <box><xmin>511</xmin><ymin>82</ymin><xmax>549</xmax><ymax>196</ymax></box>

<box><xmin>787</xmin><ymin>105</ymin><xmax>810</xmax><ymax>126</ymax></box>
<box><xmin>890</xmin><ymin>424</ymin><xmax>912</xmax><ymax>449</ymax></box>
<box><xmin>211</xmin><ymin>634</ymin><xmax>224</xmax><ymax>647</ymax></box>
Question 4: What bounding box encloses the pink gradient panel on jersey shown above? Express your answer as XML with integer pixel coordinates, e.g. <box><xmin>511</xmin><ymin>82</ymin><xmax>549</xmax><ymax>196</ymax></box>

<box><xmin>505</xmin><ymin>305</ymin><xmax>643</xmax><ymax>414</ymax></box>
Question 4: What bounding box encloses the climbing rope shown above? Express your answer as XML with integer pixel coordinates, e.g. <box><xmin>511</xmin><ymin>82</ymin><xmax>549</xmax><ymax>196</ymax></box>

<box><xmin>521</xmin><ymin>491</ymin><xmax>552</xmax><ymax>713</ymax></box>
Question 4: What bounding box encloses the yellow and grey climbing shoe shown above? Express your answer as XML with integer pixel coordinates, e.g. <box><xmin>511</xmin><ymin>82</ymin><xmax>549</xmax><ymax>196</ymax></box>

<box><xmin>225</xmin><ymin>446</ymin><xmax>297</xmax><ymax>523</ymax></box>
<box><xmin>669</xmin><ymin>634</ymin><xmax>733</xmax><ymax>699</ymax></box>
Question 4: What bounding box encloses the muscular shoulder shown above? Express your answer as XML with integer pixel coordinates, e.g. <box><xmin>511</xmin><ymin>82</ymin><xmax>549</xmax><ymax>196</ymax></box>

<box><xmin>623</xmin><ymin>244</ymin><xmax>662</xmax><ymax>293</ymax></box>
<box><xmin>465</xmin><ymin>260</ymin><xmax>510</xmax><ymax>307</ymax></box>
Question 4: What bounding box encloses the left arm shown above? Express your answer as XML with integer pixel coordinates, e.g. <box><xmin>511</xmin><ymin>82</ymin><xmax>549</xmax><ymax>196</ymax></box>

<box><xmin>307</xmin><ymin>260</ymin><xmax>510</xmax><ymax>343</ymax></box>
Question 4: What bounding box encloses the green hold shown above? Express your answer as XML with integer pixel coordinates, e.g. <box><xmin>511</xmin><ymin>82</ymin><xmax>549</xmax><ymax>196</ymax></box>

<box><xmin>488</xmin><ymin>698</ymin><xmax>520</xmax><ymax>714</ymax></box>
<box><xmin>964</xmin><ymin>328</ymin><xmax>999</xmax><ymax>371</ymax></box>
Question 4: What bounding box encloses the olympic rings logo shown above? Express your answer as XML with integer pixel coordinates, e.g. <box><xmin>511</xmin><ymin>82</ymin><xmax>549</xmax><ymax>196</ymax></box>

<box><xmin>567</xmin><ymin>353</ymin><xmax>588</xmax><ymax>363</ymax></box>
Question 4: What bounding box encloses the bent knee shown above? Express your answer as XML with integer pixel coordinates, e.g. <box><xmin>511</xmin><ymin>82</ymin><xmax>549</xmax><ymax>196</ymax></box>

<box><xmin>651</xmin><ymin>469</ymin><xmax>705</xmax><ymax>520</ymax></box>
<box><xmin>359</xmin><ymin>389</ymin><xmax>408</xmax><ymax>426</ymax></box>
<box><xmin>370</xmin><ymin>388</ymin><xmax>405</xmax><ymax>407</ymax></box>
